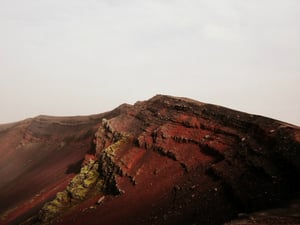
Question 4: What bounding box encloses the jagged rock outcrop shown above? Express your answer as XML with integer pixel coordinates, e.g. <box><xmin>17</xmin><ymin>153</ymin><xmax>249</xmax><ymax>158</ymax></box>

<box><xmin>0</xmin><ymin>109</ymin><xmax>125</xmax><ymax>225</ymax></box>
<box><xmin>0</xmin><ymin>95</ymin><xmax>299</xmax><ymax>225</ymax></box>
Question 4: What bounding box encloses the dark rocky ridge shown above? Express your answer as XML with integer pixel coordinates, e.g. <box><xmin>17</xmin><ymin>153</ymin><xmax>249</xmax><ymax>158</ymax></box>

<box><xmin>0</xmin><ymin>95</ymin><xmax>299</xmax><ymax>225</ymax></box>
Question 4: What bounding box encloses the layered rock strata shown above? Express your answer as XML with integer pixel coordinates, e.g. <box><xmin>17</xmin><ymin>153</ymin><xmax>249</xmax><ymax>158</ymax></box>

<box><xmin>0</xmin><ymin>95</ymin><xmax>299</xmax><ymax>225</ymax></box>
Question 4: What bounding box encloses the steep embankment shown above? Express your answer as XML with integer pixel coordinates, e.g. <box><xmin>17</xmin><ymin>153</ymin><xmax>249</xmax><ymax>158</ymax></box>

<box><xmin>0</xmin><ymin>105</ymin><xmax>128</xmax><ymax>225</ymax></box>
<box><xmin>0</xmin><ymin>95</ymin><xmax>299</xmax><ymax>225</ymax></box>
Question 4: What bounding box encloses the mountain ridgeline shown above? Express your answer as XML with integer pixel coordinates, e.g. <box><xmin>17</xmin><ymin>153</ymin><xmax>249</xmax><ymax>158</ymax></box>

<box><xmin>0</xmin><ymin>95</ymin><xmax>299</xmax><ymax>225</ymax></box>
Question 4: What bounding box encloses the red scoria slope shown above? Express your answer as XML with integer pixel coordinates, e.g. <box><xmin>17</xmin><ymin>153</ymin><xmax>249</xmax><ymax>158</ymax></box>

<box><xmin>0</xmin><ymin>95</ymin><xmax>299</xmax><ymax>225</ymax></box>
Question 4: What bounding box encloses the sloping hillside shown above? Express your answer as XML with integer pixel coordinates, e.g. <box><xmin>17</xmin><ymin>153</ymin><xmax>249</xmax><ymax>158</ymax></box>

<box><xmin>0</xmin><ymin>95</ymin><xmax>299</xmax><ymax>225</ymax></box>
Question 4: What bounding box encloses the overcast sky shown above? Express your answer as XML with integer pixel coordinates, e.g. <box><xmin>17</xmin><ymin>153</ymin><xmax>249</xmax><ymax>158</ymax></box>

<box><xmin>0</xmin><ymin>0</ymin><xmax>299</xmax><ymax>125</ymax></box>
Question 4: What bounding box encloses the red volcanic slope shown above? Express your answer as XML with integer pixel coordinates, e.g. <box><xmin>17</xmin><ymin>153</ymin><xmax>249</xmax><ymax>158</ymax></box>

<box><xmin>0</xmin><ymin>108</ymin><xmax>123</xmax><ymax>225</ymax></box>
<box><xmin>0</xmin><ymin>95</ymin><xmax>299</xmax><ymax>225</ymax></box>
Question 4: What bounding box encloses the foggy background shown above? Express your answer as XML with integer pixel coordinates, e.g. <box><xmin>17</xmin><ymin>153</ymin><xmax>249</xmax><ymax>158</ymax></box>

<box><xmin>0</xmin><ymin>0</ymin><xmax>299</xmax><ymax>125</ymax></box>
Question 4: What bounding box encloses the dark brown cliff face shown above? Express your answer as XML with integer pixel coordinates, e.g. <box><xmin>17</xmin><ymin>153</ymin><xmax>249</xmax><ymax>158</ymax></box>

<box><xmin>0</xmin><ymin>95</ymin><xmax>299</xmax><ymax>225</ymax></box>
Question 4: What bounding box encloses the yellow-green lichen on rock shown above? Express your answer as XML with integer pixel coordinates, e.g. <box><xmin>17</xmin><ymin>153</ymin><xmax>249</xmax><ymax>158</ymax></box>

<box><xmin>105</xmin><ymin>136</ymin><xmax>126</xmax><ymax>157</ymax></box>
<box><xmin>38</xmin><ymin>129</ymin><xmax>132</xmax><ymax>224</ymax></box>
<box><xmin>97</xmin><ymin>134</ymin><xmax>132</xmax><ymax>194</ymax></box>
<box><xmin>66</xmin><ymin>160</ymin><xmax>100</xmax><ymax>200</ymax></box>
<box><xmin>38</xmin><ymin>159</ymin><xmax>102</xmax><ymax>224</ymax></box>
<box><xmin>39</xmin><ymin>190</ymin><xmax>71</xmax><ymax>222</ymax></box>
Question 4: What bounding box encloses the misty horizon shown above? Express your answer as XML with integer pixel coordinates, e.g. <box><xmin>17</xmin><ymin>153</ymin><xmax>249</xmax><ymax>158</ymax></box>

<box><xmin>1</xmin><ymin>0</ymin><xmax>299</xmax><ymax>125</ymax></box>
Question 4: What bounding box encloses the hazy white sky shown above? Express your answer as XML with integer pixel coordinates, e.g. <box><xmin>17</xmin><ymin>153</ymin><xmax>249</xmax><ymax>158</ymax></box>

<box><xmin>0</xmin><ymin>0</ymin><xmax>299</xmax><ymax>125</ymax></box>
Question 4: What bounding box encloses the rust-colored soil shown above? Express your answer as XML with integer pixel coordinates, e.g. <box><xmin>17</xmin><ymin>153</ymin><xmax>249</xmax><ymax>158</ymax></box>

<box><xmin>0</xmin><ymin>95</ymin><xmax>299</xmax><ymax>225</ymax></box>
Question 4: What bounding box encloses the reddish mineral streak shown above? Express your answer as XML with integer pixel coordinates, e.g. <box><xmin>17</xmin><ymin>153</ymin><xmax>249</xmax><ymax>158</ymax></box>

<box><xmin>0</xmin><ymin>95</ymin><xmax>299</xmax><ymax>225</ymax></box>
